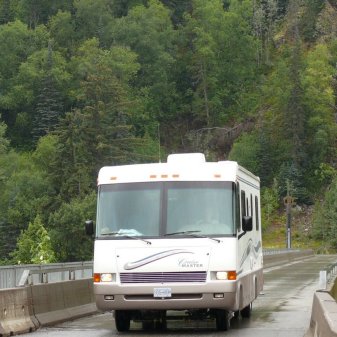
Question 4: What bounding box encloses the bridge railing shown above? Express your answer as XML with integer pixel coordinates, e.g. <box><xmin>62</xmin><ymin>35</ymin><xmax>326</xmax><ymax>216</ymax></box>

<box><xmin>0</xmin><ymin>249</ymin><xmax>313</xmax><ymax>289</ymax></box>
<box><xmin>0</xmin><ymin>261</ymin><xmax>93</xmax><ymax>289</ymax></box>
<box><xmin>262</xmin><ymin>248</ymin><xmax>301</xmax><ymax>255</ymax></box>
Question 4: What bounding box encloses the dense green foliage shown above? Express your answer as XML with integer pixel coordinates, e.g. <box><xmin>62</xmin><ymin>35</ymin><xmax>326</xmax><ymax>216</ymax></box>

<box><xmin>0</xmin><ymin>0</ymin><xmax>336</xmax><ymax>262</ymax></box>
<box><xmin>312</xmin><ymin>175</ymin><xmax>337</xmax><ymax>251</ymax></box>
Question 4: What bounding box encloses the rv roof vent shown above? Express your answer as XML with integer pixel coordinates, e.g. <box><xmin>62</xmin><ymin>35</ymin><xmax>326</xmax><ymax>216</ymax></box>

<box><xmin>167</xmin><ymin>153</ymin><xmax>206</xmax><ymax>164</ymax></box>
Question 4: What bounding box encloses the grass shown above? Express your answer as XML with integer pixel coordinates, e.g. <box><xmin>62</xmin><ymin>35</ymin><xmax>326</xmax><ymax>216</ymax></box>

<box><xmin>262</xmin><ymin>206</ymin><xmax>324</xmax><ymax>252</ymax></box>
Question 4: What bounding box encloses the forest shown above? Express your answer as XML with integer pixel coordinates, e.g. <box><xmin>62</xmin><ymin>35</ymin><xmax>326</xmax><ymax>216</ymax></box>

<box><xmin>0</xmin><ymin>0</ymin><xmax>336</xmax><ymax>264</ymax></box>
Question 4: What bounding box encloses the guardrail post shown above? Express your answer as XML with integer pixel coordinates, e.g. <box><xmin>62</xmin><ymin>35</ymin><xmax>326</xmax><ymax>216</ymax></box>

<box><xmin>18</xmin><ymin>270</ymin><xmax>30</xmax><ymax>287</ymax></box>
<box><xmin>319</xmin><ymin>270</ymin><xmax>327</xmax><ymax>290</ymax></box>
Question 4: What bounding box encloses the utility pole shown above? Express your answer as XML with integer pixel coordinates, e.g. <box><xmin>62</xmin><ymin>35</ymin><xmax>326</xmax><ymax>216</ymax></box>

<box><xmin>283</xmin><ymin>180</ymin><xmax>296</xmax><ymax>249</ymax></box>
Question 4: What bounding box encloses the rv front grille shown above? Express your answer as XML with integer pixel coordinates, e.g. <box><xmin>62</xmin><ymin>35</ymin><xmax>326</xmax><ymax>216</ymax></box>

<box><xmin>124</xmin><ymin>294</ymin><xmax>202</xmax><ymax>300</ymax></box>
<box><xmin>120</xmin><ymin>271</ymin><xmax>207</xmax><ymax>284</ymax></box>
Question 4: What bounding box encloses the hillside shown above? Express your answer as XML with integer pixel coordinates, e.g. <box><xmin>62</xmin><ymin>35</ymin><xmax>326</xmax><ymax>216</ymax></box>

<box><xmin>262</xmin><ymin>205</ymin><xmax>318</xmax><ymax>250</ymax></box>
<box><xmin>0</xmin><ymin>0</ymin><xmax>336</xmax><ymax>263</ymax></box>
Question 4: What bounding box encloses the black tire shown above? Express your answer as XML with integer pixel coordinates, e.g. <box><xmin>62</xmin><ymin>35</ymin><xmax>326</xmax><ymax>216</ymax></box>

<box><xmin>115</xmin><ymin>310</ymin><xmax>131</xmax><ymax>332</ymax></box>
<box><xmin>215</xmin><ymin>309</ymin><xmax>230</xmax><ymax>331</ymax></box>
<box><xmin>241</xmin><ymin>303</ymin><xmax>252</xmax><ymax>319</ymax></box>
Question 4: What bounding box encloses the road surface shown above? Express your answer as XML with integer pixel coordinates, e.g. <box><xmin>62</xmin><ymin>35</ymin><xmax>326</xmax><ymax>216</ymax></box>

<box><xmin>21</xmin><ymin>254</ymin><xmax>337</xmax><ymax>337</ymax></box>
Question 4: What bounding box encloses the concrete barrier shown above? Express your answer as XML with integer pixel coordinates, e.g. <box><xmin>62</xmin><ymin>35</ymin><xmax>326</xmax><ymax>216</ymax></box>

<box><xmin>263</xmin><ymin>249</ymin><xmax>314</xmax><ymax>268</ymax></box>
<box><xmin>306</xmin><ymin>291</ymin><xmax>337</xmax><ymax>337</ymax></box>
<box><xmin>0</xmin><ymin>287</ymin><xmax>38</xmax><ymax>337</ymax></box>
<box><xmin>0</xmin><ymin>278</ymin><xmax>97</xmax><ymax>336</ymax></box>
<box><xmin>30</xmin><ymin>278</ymin><xmax>97</xmax><ymax>326</ymax></box>
<box><xmin>331</xmin><ymin>278</ymin><xmax>337</xmax><ymax>300</ymax></box>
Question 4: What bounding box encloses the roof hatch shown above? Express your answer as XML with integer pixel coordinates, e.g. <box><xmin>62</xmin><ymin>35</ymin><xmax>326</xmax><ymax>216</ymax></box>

<box><xmin>167</xmin><ymin>153</ymin><xmax>206</xmax><ymax>164</ymax></box>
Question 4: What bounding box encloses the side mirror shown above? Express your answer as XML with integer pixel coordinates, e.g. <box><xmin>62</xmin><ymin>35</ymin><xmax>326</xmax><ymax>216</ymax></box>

<box><xmin>85</xmin><ymin>220</ymin><xmax>94</xmax><ymax>236</ymax></box>
<box><xmin>242</xmin><ymin>216</ymin><xmax>253</xmax><ymax>232</ymax></box>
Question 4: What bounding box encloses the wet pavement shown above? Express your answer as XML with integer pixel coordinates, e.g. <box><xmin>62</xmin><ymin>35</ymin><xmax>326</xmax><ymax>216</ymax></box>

<box><xmin>20</xmin><ymin>255</ymin><xmax>337</xmax><ymax>337</ymax></box>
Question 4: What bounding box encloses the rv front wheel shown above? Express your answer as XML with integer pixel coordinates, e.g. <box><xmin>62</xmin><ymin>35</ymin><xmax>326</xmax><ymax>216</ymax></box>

<box><xmin>115</xmin><ymin>310</ymin><xmax>131</xmax><ymax>332</ymax></box>
<box><xmin>215</xmin><ymin>309</ymin><xmax>230</xmax><ymax>331</ymax></box>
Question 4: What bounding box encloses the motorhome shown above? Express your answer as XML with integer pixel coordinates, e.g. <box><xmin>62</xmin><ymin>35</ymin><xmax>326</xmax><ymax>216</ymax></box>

<box><xmin>85</xmin><ymin>153</ymin><xmax>263</xmax><ymax>331</ymax></box>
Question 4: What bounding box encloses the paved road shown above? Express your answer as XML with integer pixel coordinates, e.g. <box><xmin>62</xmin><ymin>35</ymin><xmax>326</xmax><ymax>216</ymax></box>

<box><xmin>21</xmin><ymin>255</ymin><xmax>337</xmax><ymax>337</ymax></box>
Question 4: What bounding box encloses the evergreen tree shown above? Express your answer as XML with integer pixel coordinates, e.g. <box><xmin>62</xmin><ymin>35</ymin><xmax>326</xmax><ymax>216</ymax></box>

<box><xmin>110</xmin><ymin>0</ymin><xmax>146</xmax><ymax>17</ymax></box>
<box><xmin>252</xmin><ymin>0</ymin><xmax>278</xmax><ymax>65</ymax></box>
<box><xmin>0</xmin><ymin>120</ymin><xmax>10</xmax><ymax>261</ymax></box>
<box><xmin>33</xmin><ymin>42</ymin><xmax>63</xmax><ymax>140</ymax></box>
<box><xmin>257</xmin><ymin>126</ymin><xmax>274</xmax><ymax>186</ymax></box>
<box><xmin>286</xmin><ymin>31</ymin><xmax>306</xmax><ymax>168</ymax></box>
<box><xmin>0</xmin><ymin>0</ymin><xmax>13</xmax><ymax>24</ymax></box>
<box><xmin>48</xmin><ymin>192</ymin><xmax>95</xmax><ymax>262</ymax></box>
<box><xmin>55</xmin><ymin>109</ymin><xmax>95</xmax><ymax>199</ymax></box>
<box><xmin>302</xmin><ymin>43</ymin><xmax>336</xmax><ymax>186</ymax></box>
<box><xmin>0</xmin><ymin>20</ymin><xmax>49</xmax><ymax>148</ymax></box>
<box><xmin>0</xmin><ymin>117</ymin><xmax>9</xmax><ymax>154</ymax></box>
<box><xmin>299</xmin><ymin>0</ymin><xmax>325</xmax><ymax>42</ymax></box>
<box><xmin>160</xmin><ymin>0</ymin><xmax>192</xmax><ymax>25</ymax></box>
<box><xmin>313</xmin><ymin>176</ymin><xmax>337</xmax><ymax>250</ymax></box>
<box><xmin>14</xmin><ymin>0</ymin><xmax>72</xmax><ymax>28</ymax></box>
<box><xmin>279</xmin><ymin>162</ymin><xmax>310</xmax><ymax>203</ymax></box>
<box><xmin>54</xmin><ymin>39</ymin><xmax>157</xmax><ymax>199</ymax></box>
<box><xmin>277</xmin><ymin>0</ymin><xmax>289</xmax><ymax>16</ymax></box>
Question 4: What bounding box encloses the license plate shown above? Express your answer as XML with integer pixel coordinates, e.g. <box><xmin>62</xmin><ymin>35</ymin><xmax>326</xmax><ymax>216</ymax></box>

<box><xmin>154</xmin><ymin>287</ymin><xmax>172</xmax><ymax>298</ymax></box>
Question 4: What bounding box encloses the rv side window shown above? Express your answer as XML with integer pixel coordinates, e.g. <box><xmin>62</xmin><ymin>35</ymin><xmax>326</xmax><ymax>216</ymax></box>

<box><xmin>251</xmin><ymin>194</ymin><xmax>253</xmax><ymax>219</ymax></box>
<box><xmin>241</xmin><ymin>190</ymin><xmax>246</xmax><ymax>228</ymax></box>
<box><xmin>236</xmin><ymin>183</ymin><xmax>241</xmax><ymax>231</ymax></box>
<box><xmin>255</xmin><ymin>196</ymin><xmax>260</xmax><ymax>231</ymax></box>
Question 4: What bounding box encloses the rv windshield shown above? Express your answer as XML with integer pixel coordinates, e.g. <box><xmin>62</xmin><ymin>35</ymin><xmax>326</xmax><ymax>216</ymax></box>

<box><xmin>96</xmin><ymin>181</ymin><xmax>235</xmax><ymax>238</ymax></box>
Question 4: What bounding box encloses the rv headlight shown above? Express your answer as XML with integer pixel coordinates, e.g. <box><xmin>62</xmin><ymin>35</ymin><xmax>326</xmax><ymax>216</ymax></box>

<box><xmin>94</xmin><ymin>273</ymin><xmax>115</xmax><ymax>283</ymax></box>
<box><xmin>216</xmin><ymin>271</ymin><xmax>236</xmax><ymax>281</ymax></box>
<box><xmin>100</xmin><ymin>273</ymin><xmax>115</xmax><ymax>282</ymax></box>
<box><xmin>216</xmin><ymin>271</ymin><xmax>228</xmax><ymax>280</ymax></box>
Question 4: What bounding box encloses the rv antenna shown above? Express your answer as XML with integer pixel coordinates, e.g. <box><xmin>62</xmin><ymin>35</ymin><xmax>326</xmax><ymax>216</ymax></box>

<box><xmin>158</xmin><ymin>123</ymin><xmax>161</xmax><ymax>163</ymax></box>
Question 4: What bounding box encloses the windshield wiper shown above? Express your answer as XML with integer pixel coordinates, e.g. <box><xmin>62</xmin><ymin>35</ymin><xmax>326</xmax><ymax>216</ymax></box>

<box><xmin>101</xmin><ymin>231</ymin><xmax>119</xmax><ymax>236</ymax></box>
<box><xmin>164</xmin><ymin>230</ymin><xmax>220</xmax><ymax>243</ymax></box>
<box><xmin>120</xmin><ymin>235</ymin><xmax>152</xmax><ymax>245</ymax></box>
<box><xmin>165</xmin><ymin>230</ymin><xmax>201</xmax><ymax>236</ymax></box>
<box><xmin>101</xmin><ymin>232</ymin><xmax>151</xmax><ymax>245</ymax></box>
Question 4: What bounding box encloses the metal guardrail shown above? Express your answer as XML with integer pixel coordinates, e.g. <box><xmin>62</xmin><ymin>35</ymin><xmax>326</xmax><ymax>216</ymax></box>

<box><xmin>0</xmin><ymin>261</ymin><xmax>93</xmax><ymax>289</ymax></box>
<box><xmin>325</xmin><ymin>262</ymin><xmax>337</xmax><ymax>283</ymax></box>
<box><xmin>262</xmin><ymin>248</ymin><xmax>301</xmax><ymax>255</ymax></box>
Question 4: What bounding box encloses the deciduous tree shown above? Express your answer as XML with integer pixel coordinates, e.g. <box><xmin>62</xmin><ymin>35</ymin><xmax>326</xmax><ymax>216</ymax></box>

<box><xmin>11</xmin><ymin>215</ymin><xmax>56</xmax><ymax>264</ymax></box>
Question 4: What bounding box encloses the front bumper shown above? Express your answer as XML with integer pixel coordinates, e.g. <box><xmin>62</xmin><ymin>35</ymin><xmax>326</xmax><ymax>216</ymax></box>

<box><xmin>94</xmin><ymin>281</ymin><xmax>238</xmax><ymax>311</ymax></box>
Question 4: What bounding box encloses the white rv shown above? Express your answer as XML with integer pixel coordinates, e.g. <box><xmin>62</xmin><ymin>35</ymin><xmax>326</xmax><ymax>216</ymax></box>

<box><xmin>85</xmin><ymin>153</ymin><xmax>263</xmax><ymax>331</ymax></box>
